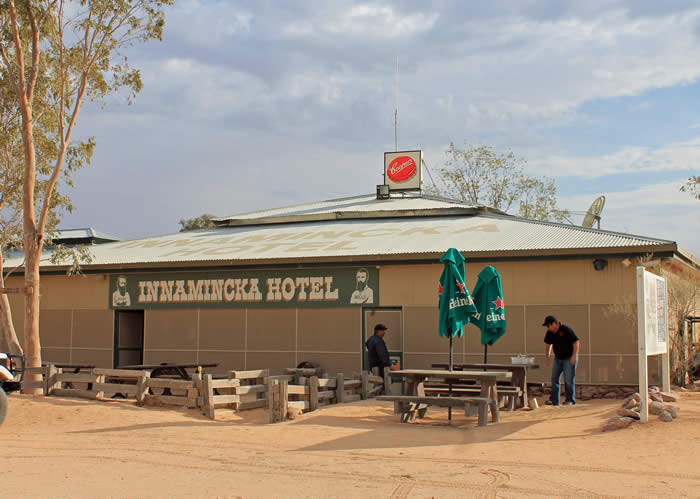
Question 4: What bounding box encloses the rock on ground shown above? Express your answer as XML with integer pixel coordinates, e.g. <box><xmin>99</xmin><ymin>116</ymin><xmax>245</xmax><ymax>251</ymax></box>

<box><xmin>603</xmin><ymin>417</ymin><xmax>635</xmax><ymax>432</ymax></box>
<box><xmin>659</xmin><ymin>391</ymin><xmax>679</xmax><ymax>402</ymax></box>
<box><xmin>660</xmin><ymin>411</ymin><xmax>673</xmax><ymax>422</ymax></box>
<box><xmin>617</xmin><ymin>408</ymin><xmax>640</xmax><ymax>420</ymax></box>
<box><xmin>649</xmin><ymin>401</ymin><xmax>665</xmax><ymax>415</ymax></box>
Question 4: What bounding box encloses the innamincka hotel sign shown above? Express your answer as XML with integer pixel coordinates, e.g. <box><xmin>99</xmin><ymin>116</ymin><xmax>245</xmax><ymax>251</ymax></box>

<box><xmin>109</xmin><ymin>267</ymin><xmax>378</xmax><ymax>309</ymax></box>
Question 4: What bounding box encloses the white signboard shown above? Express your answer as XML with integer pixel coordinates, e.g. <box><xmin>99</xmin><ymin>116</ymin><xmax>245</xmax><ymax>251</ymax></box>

<box><xmin>384</xmin><ymin>150</ymin><xmax>422</xmax><ymax>191</ymax></box>
<box><xmin>635</xmin><ymin>266</ymin><xmax>670</xmax><ymax>422</ymax></box>
<box><xmin>638</xmin><ymin>267</ymin><xmax>668</xmax><ymax>355</ymax></box>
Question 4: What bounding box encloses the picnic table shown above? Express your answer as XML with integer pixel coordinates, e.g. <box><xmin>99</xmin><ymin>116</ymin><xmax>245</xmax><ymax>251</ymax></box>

<box><xmin>432</xmin><ymin>362</ymin><xmax>540</xmax><ymax>409</ymax></box>
<box><xmin>378</xmin><ymin>369</ymin><xmax>511</xmax><ymax>426</ymax></box>
<box><xmin>118</xmin><ymin>363</ymin><xmax>218</xmax><ymax>396</ymax></box>
<box><xmin>119</xmin><ymin>362</ymin><xmax>218</xmax><ymax>381</ymax></box>
<box><xmin>42</xmin><ymin>363</ymin><xmax>96</xmax><ymax>389</ymax></box>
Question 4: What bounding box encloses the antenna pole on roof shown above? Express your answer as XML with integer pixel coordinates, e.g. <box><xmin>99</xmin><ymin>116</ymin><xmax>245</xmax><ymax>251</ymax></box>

<box><xmin>393</xmin><ymin>56</ymin><xmax>398</xmax><ymax>152</ymax></box>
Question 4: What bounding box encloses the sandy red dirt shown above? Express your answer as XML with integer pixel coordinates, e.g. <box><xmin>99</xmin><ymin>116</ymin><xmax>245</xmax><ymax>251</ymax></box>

<box><xmin>2</xmin><ymin>391</ymin><xmax>700</xmax><ymax>498</ymax></box>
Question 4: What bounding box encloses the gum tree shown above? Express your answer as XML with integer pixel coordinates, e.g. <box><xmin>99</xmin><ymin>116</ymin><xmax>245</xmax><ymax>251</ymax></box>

<box><xmin>0</xmin><ymin>0</ymin><xmax>171</xmax><ymax>389</ymax></box>
<box><xmin>432</xmin><ymin>142</ymin><xmax>568</xmax><ymax>222</ymax></box>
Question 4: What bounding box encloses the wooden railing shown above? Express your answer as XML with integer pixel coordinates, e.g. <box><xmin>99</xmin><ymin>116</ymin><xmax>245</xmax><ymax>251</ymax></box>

<box><xmin>33</xmin><ymin>364</ymin><xmax>390</xmax><ymax>422</ymax></box>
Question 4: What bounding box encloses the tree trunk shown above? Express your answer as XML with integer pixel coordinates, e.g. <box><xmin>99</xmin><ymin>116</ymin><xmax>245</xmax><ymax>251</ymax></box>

<box><xmin>0</xmin><ymin>295</ymin><xmax>22</xmax><ymax>356</ymax></box>
<box><xmin>0</xmin><ymin>253</ymin><xmax>23</xmax><ymax>355</ymax></box>
<box><xmin>22</xmin><ymin>245</ymin><xmax>42</xmax><ymax>394</ymax></box>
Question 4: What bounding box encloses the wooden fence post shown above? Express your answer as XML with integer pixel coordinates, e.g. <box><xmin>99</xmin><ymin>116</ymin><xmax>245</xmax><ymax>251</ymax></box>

<box><xmin>94</xmin><ymin>373</ymin><xmax>105</xmax><ymax>399</ymax></box>
<box><xmin>188</xmin><ymin>373</ymin><xmax>200</xmax><ymax>409</ymax></box>
<box><xmin>45</xmin><ymin>364</ymin><xmax>58</xmax><ymax>396</ymax></box>
<box><xmin>268</xmin><ymin>378</ymin><xmax>279</xmax><ymax>423</ymax></box>
<box><xmin>279</xmin><ymin>380</ymin><xmax>288</xmax><ymax>421</ymax></box>
<box><xmin>309</xmin><ymin>376</ymin><xmax>319</xmax><ymax>412</ymax></box>
<box><xmin>361</xmin><ymin>371</ymin><xmax>369</xmax><ymax>400</ymax></box>
<box><xmin>136</xmin><ymin>372</ymin><xmax>150</xmax><ymax>406</ymax></box>
<box><xmin>336</xmin><ymin>373</ymin><xmax>345</xmax><ymax>403</ymax></box>
<box><xmin>202</xmin><ymin>374</ymin><xmax>215</xmax><ymax>419</ymax></box>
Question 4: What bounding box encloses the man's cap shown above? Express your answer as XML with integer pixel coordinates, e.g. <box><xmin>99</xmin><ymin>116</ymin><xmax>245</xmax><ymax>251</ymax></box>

<box><xmin>374</xmin><ymin>323</ymin><xmax>388</xmax><ymax>331</ymax></box>
<box><xmin>542</xmin><ymin>315</ymin><xmax>558</xmax><ymax>326</ymax></box>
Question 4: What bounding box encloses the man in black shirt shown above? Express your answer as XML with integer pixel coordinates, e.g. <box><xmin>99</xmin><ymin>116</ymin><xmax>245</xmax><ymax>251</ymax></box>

<box><xmin>366</xmin><ymin>323</ymin><xmax>391</xmax><ymax>378</ymax></box>
<box><xmin>543</xmin><ymin>315</ymin><xmax>580</xmax><ymax>406</ymax></box>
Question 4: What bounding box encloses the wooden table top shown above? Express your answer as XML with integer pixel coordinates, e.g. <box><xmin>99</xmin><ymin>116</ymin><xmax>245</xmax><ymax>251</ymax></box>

<box><xmin>433</xmin><ymin>362</ymin><xmax>540</xmax><ymax>370</ymax></box>
<box><xmin>390</xmin><ymin>369</ymin><xmax>512</xmax><ymax>380</ymax></box>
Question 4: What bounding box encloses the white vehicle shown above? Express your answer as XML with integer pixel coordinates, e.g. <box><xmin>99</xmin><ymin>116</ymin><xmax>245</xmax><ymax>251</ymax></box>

<box><xmin>0</xmin><ymin>353</ymin><xmax>24</xmax><ymax>426</ymax></box>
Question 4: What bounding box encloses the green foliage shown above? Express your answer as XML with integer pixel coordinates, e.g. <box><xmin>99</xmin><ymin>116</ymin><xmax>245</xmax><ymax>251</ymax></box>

<box><xmin>179</xmin><ymin>214</ymin><xmax>216</xmax><ymax>232</ymax></box>
<box><xmin>680</xmin><ymin>176</ymin><xmax>699</xmax><ymax>200</ymax></box>
<box><xmin>0</xmin><ymin>0</ymin><xmax>172</xmax><ymax>370</ymax></box>
<box><xmin>432</xmin><ymin>143</ymin><xmax>568</xmax><ymax>222</ymax></box>
<box><xmin>48</xmin><ymin>242</ymin><xmax>94</xmax><ymax>275</ymax></box>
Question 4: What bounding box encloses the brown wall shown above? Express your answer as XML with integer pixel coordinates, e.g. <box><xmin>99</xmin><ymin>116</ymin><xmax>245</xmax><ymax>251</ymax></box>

<box><xmin>382</xmin><ymin>259</ymin><xmax>642</xmax><ymax>384</ymax></box>
<box><xmin>5</xmin><ymin>257</ymin><xmax>666</xmax><ymax>384</ymax></box>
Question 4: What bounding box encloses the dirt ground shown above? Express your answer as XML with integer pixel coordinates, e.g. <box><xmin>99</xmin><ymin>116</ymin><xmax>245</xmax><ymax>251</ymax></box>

<box><xmin>2</xmin><ymin>391</ymin><xmax>700</xmax><ymax>498</ymax></box>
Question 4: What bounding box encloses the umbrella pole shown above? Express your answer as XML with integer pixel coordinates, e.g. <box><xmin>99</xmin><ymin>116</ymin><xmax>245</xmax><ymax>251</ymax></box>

<box><xmin>448</xmin><ymin>333</ymin><xmax>453</xmax><ymax>421</ymax></box>
<box><xmin>484</xmin><ymin>344</ymin><xmax>488</xmax><ymax>369</ymax></box>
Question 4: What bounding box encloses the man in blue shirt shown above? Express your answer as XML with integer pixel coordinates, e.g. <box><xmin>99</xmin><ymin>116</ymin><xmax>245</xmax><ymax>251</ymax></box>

<box><xmin>366</xmin><ymin>323</ymin><xmax>391</xmax><ymax>377</ymax></box>
<box><xmin>543</xmin><ymin>315</ymin><xmax>580</xmax><ymax>406</ymax></box>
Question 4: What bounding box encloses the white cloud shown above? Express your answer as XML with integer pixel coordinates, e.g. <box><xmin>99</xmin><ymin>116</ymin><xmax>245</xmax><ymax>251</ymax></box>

<box><xmin>565</xmin><ymin>179</ymin><xmax>700</xmax><ymax>256</ymax></box>
<box><xmin>528</xmin><ymin>137</ymin><xmax>700</xmax><ymax>178</ymax></box>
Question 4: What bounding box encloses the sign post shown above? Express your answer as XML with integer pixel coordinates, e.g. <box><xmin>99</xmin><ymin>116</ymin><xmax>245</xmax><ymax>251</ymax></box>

<box><xmin>636</xmin><ymin>266</ymin><xmax>670</xmax><ymax>422</ymax></box>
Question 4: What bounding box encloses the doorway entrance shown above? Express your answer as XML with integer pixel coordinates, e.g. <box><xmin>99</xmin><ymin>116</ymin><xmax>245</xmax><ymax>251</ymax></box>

<box><xmin>362</xmin><ymin>307</ymin><xmax>403</xmax><ymax>372</ymax></box>
<box><xmin>114</xmin><ymin>310</ymin><xmax>144</xmax><ymax>368</ymax></box>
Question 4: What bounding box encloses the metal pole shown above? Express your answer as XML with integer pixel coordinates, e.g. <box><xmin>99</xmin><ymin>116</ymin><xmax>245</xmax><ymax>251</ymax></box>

<box><xmin>448</xmin><ymin>332</ymin><xmax>453</xmax><ymax>421</ymax></box>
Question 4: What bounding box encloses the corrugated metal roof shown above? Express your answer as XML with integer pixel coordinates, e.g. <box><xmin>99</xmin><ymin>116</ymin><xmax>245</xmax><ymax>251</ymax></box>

<box><xmin>53</xmin><ymin>228</ymin><xmax>122</xmax><ymax>242</ymax></box>
<box><xmin>213</xmin><ymin>193</ymin><xmax>489</xmax><ymax>226</ymax></box>
<box><xmin>18</xmin><ymin>210</ymin><xmax>677</xmax><ymax>270</ymax></box>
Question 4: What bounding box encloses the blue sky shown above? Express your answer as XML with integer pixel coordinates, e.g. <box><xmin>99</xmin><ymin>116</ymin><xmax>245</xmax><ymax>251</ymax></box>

<box><xmin>64</xmin><ymin>1</ymin><xmax>699</xmax><ymax>256</ymax></box>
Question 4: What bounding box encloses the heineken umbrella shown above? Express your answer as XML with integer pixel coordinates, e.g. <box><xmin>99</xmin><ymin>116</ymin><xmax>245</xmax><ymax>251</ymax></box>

<box><xmin>438</xmin><ymin>248</ymin><xmax>477</xmax><ymax>371</ymax></box>
<box><xmin>469</xmin><ymin>265</ymin><xmax>506</xmax><ymax>364</ymax></box>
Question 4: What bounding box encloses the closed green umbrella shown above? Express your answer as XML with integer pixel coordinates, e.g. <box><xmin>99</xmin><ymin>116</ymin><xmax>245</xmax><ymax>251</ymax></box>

<box><xmin>438</xmin><ymin>248</ymin><xmax>477</xmax><ymax>370</ymax></box>
<box><xmin>469</xmin><ymin>265</ymin><xmax>506</xmax><ymax>363</ymax></box>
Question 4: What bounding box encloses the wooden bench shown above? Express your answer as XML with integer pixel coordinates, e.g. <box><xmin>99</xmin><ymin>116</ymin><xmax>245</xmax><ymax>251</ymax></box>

<box><xmin>377</xmin><ymin>395</ymin><xmax>492</xmax><ymax>426</ymax></box>
<box><xmin>423</xmin><ymin>384</ymin><xmax>523</xmax><ymax>411</ymax></box>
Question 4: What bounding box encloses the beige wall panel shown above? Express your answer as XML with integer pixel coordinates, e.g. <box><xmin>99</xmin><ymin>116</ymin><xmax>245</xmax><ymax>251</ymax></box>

<box><xmin>6</xmin><ymin>278</ymin><xmax>25</xmax><ymax>345</ymax></box>
<box><xmin>144</xmin><ymin>350</ymin><xmax>197</xmax><ymax>365</ymax></box>
<box><xmin>41</xmin><ymin>274</ymin><xmax>109</xmax><ymax>310</ymax></box>
<box><xmin>39</xmin><ymin>309</ymin><xmax>72</xmax><ymax>348</ymax></box>
<box><xmin>198</xmin><ymin>309</ymin><xmax>245</xmax><ymax>351</ymax></box>
<box><xmin>71</xmin><ymin>348</ymin><xmax>112</xmax><ymax>368</ymax></box>
<box><xmin>246</xmin><ymin>352</ymin><xmax>296</xmax><ymax>372</ymax></box>
<box><xmin>41</xmin><ymin>347</ymin><xmax>70</xmax><ymax>364</ymax></box>
<box><xmin>298</xmin><ymin>308</ymin><xmax>360</xmax><ymax>352</ymax></box>
<box><xmin>589</xmin><ymin>304</ymin><xmax>637</xmax><ymax>354</ymax></box>
<box><xmin>145</xmin><ymin>309</ymin><xmax>198</xmax><ymax>350</ymax></box>
<box><xmin>72</xmin><ymin>310</ymin><xmax>113</xmax><ymax>349</ymax></box>
<box><xmin>296</xmin><ymin>352</ymin><xmax>360</xmax><ymax>376</ymax></box>
<box><xmin>525</xmin><ymin>305</ymin><xmax>588</xmax><ymax>355</ymax></box>
<box><xmin>403</xmin><ymin>353</ymin><xmax>461</xmax><ymax>370</ymax></box>
<box><xmin>246</xmin><ymin>309</ymin><xmax>296</xmax><ymax>351</ymax></box>
<box><xmin>648</xmin><ymin>356</ymin><xmax>662</xmax><ymax>386</ymax></box>
<box><xmin>461</xmin><ymin>323</ymin><xmax>482</xmax><ymax>354</ymax></box>
<box><xmin>379</xmin><ymin>264</ymin><xmax>442</xmax><ymax>306</ymax></box>
<box><xmin>583</xmin><ymin>261</ymin><xmax>637</xmax><ymax>305</ymax></box>
<box><xmin>470</xmin><ymin>305</ymin><xmax>526</xmax><ymax>355</ymax></box>
<box><xmin>509</xmin><ymin>261</ymin><xmax>555</xmax><ymax>305</ymax></box>
<box><xmin>590</xmin><ymin>355</ymin><xmax>637</xmax><ymax>384</ymax></box>
<box><xmin>404</xmin><ymin>306</ymin><xmax>468</xmax><ymax>354</ymax></box>
<box><xmin>198</xmin><ymin>351</ymin><xmax>246</xmax><ymax>375</ymax></box>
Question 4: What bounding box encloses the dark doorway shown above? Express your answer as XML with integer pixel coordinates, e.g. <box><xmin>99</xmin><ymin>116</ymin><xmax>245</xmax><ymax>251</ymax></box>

<box><xmin>114</xmin><ymin>310</ymin><xmax>144</xmax><ymax>368</ymax></box>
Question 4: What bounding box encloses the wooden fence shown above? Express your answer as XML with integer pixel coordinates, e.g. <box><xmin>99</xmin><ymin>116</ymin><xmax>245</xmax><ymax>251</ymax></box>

<box><xmin>27</xmin><ymin>365</ymin><xmax>390</xmax><ymax>422</ymax></box>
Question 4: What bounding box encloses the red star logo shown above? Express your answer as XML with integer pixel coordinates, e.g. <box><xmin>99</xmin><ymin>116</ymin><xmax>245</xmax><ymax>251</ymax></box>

<box><xmin>438</xmin><ymin>283</ymin><xmax>443</xmax><ymax>295</ymax></box>
<box><xmin>456</xmin><ymin>280</ymin><xmax>466</xmax><ymax>294</ymax></box>
<box><xmin>492</xmin><ymin>296</ymin><xmax>505</xmax><ymax>309</ymax></box>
